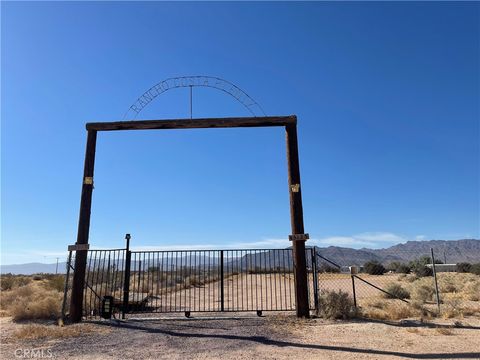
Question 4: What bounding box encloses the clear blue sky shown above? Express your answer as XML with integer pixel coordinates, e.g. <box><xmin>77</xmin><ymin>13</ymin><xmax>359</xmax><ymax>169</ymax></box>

<box><xmin>2</xmin><ymin>2</ymin><xmax>479</xmax><ymax>265</ymax></box>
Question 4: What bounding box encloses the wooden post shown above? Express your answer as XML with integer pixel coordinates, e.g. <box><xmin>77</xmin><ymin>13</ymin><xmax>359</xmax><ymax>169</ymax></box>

<box><xmin>70</xmin><ymin>130</ymin><xmax>97</xmax><ymax>323</ymax></box>
<box><xmin>285</xmin><ymin>123</ymin><xmax>310</xmax><ymax>318</ymax></box>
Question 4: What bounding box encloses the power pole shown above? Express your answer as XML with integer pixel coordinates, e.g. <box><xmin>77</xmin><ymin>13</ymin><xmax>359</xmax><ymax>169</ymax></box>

<box><xmin>56</xmin><ymin>257</ymin><xmax>59</xmax><ymax>274</ymax></box>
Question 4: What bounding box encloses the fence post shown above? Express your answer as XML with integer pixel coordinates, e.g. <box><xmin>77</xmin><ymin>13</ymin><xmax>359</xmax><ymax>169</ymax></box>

<box><xmin>61</xmin><ymin>251</ymin><xmax>73</xmax><ymax>321</ymax></box>
<box><xmin>122</xmin><ymin>234</ymin><xmax>131</xmax><ymax>319</ymax></box>
<box><xmin>350</xmin><ymin>267</ymin><xmax>357</xmax><ymax>309</ymax></box>
<box><xmin>431</xmin><ymin>248</ymin><xmax>441</xmax><ymax>315</ymax></box>
<box><xmin>220</xmin><ymin>250</ymin><xmax>225</xmax><ymax>312</ymax></box>
<box><xmin>311</xmin><ymin>248</ymin><xmax>319</xmax><ymax>313</ymax></box>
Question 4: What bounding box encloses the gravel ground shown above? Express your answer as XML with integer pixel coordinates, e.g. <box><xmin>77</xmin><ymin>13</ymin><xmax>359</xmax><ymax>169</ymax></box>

<box><xmin>1</xmin><ymin>314</ymin><xmax>480</xmax><ymax>360</ymax></box>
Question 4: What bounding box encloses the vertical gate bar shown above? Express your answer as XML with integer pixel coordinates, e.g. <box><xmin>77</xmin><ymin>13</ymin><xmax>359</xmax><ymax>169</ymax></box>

<box><xmin>203</xmin><ymin>251</ymin><xmax>206</xmax><ymax>312</ymax></box>
<box><xmin>190</xmin><ymin>251</ymin><xmax>193</xmax><ymax>312</ymax></box>
<box><xmin>312</xmin><ymin>247</ymin><xmax>319</xmax><ymax>312</ymax></box>
<box><xmin>242</xmin><ymin>251</ymin><xmax>246</xmax><ymax>311</ymax></box>
<box><xmin>170</xmin><ymin>251</ymin><xmax>173</xmax><ymax>311</ymax></box>
<box><xmin>91</xmin><ymin>252</ymin><xmax>99</xmax><ymax>317</ymax></box>
<box><xmin>99</xmin><ymin>251</ymin><xmax>107</xmax><ymax>303</ymax></box>
<box><xmin>236</xmin><ymin>250</ymin><xmax>239</xmax><ymax>311</ymax></box>
<box><xmin>253</xmin><ymin>250</ymin><xmax>256</xmax><ymax>311</ymax></box>
<box><xmin>61</xmin><ymin>251</ymin><xmax>73</xmax><ymax>320</ymax></box>
<box><xmin>193</xmin><ymin>251</ymin><xmax>197</xmax><ymax>312</ymax></box>
<box><xmin>270</xmin><ymin>251</ymin><xmax>273</xmax><ymax>310</ymax></box>
<box><xmin>155</xmin><ymin>253</ymin><xmax>159</xmax><ymax>311</ymax></box>
<box><xmin>285</xmin><ymin>122</ymin><xmax>309</xmax><ymax>317</ymax></box>
<box><xmin>111</xmin><ymin>252</ymin><xmax>116</xmax><ymax>296</ymax></box>
<box><xmin>351</xmin><ymin>274</ymin><xmax>357</xmax><ymax>309</ymax></box>
<box><xmin>145</xmin><ymin>253</ymin><xmax>149</xmax><ymax>312</ymax></box>
<box><xmin>260</xmin><ymin>250</ymin><xmax>263</xmax><ymax>310</ymax></box>
<box><xmin>143</xmin><ymin>253</ymin><xmax>146</xmax><ymax>311</ymax></box>
<box><xmin>70</xmin><ymin>129</ymin><xmax>97</xmax><ymax>323</ymax></box>
<box><xmin>431</xmin><ymin>248</ymin><xmax>441</xmax><ymax>314</ymax></box>
<box><xmin>179</xmin><ymin>251</ymin><xmax>182</xmax><ymax>311</ymax></box>
<box><xmin>85</xmin><ymin>252</ymin><xmax>92</xmax><ymax>318</ymax></box>
<box><xmin>220</xmin><ymin>250</ymin><xmax>224</xmax><ymax>312</ymax></box>
<box><xmin>161</xmin><ymin>252</ymin><xmax>165</xmax><ymax>312</ymax></box>
<box><xmin>122</xmin><ymin>235</ymin><xmax>131</xmax><ymax>319</ymax></box>
<box><xmin>282</xmin><ymin>250</ymin><xmax>287</xmax><ymax>310</ymax></box>
<box><xmin>273</xmin><ymin>251</ymin><xmax>277</xmax><ymax>310</ymax></box>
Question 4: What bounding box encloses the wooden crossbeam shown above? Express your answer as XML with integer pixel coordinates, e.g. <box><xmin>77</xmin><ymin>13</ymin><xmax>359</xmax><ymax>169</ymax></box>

<box><xmin>86</xmin><ymin>115</ymin><xmax>296</xmax><ymax>131</ymax></box>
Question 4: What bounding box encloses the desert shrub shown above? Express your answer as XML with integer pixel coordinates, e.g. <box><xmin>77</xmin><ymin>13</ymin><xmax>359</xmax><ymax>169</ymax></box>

<box><xmin>11</xmin><ymin>296</ymin><xmax>61</xmax><ymax>321</ymax></box>
<box><xmin>469</xmin><ymin>263</ymin><xmax>480</xmax><ymax>275</ymax></box>
<box><xmin>462</xmin><ymin>279</ymin><xmax>480</xmax><ymax>301</ymax></box>
<box><xmin>386</xmin><ymin>262</ymin><xmax>401</xmax><ymax>272</ymax></box>
<box><xmin>1</xmin><ymin>275</ymin><xmax>15</xmax><ymax>291</ymax></box>
<box><xmin>44</xmin><ymin>275</ymin><xmax>65</xmax><ymax>292</ymax></box>
<box><xmin>364</xmin><ymin>261</ymin><xmax>386</xmax><ymax>275</ymax></box>
<box><xmin>384</xmin><ymin>283</ymin><xmax>410</xmax><ymax>299</ymax></box>
<box><xmin>438</xmin><ymin>274</ymin><xmax>462</xmax><ymax>293</ymax></box>
<box><xmin>456</xmin><ymin>263</ymin><xmax>472</xmax><ymax>273</ymax></box>
<box><xmin>440</xmin><ymin>295</ymin><xmax>479</xmax><ymax>319</ymax></box>
<box><xmin>32</xmin><ymin>275</ymin><xmax>42</xmax><ymax>281</ymax></box>
<box><xmin>17</xmin><ymin>276</ymin><xmax>32</xmax><ymax>287</ymax></box>
<box><xmin>360</xmin><ymin>301</ymin><xmax>419</xmax><ymax>320</ymax></box>
<box><xmin>0</xmin><ymin>283</ymin><xmax>62</xmax><ymax>321</ymax></box>
<box><xmin>318</xmin><ymin>264</ymin><xmax>340</xmax><ymax>273</ymax></box>
<box><xmin>387</xmin><ymin>262</ymin><xmax>410</xmax><ymax>274</ymax></box>
<box><xmin>396</xmin><ymin>264</ymin><xmax>411</xmax><ymax>274</ymax></box>
<box><xmin>405</xmin><ymin>274</ymin><xmax>419</xmax><ymax>283</ymax></box>
<box><xmin>409</xmin><ymin>256</ymin><xmax>442</xmax><ymax>277</ymax></box>
<box><xmin>317</xmin><ymin>290</ymin><xmax>356</xmax><ymax>319</ymax></box>
<box><xmin>411</xmin><ymin>282</ymin><xmax>435</xmax><ymax>303</ymax></box>
<box><xmin>414</xmin><ymin>266</ymin><xmax>433</xmax><ymax>277</ymax></box>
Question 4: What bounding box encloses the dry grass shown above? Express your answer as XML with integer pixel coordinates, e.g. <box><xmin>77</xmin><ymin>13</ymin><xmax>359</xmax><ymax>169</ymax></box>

<box><xmin>0</xmin><ymin>282</ymin><xmax>62</xmax><ymax>321</ymax></box>
<box><xmin>317</xmin><ymin>290</ymin><xmax>356</xmax><ymax>319</ymax></box>
<box><xmin>358</xmin><ymin>272</ymin><xmax>480</xmax><ymax>321</ymax></box>
<box><xmin>410</xmin><ymin>278</ymin><xmax>436</xmax><ymax>303</ymax></box>
<box><xmin>360</xmin><ymin>300</ymin><xmax>422</xmax><ymax>320</ymax></box>
<box><xmin>13</xmin><ymin>323</ymin><xmax>108</xmax><ymax>340</ymax></box>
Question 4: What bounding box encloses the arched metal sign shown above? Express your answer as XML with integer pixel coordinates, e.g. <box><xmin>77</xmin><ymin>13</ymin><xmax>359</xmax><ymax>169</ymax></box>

<box><xmin>124</xmin><ymin>76</ymin><xmax>266</xmax><ymax>119</ymax></box>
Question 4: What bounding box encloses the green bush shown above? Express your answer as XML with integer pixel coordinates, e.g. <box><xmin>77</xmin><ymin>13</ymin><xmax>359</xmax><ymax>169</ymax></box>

<box><xmin>317</xmin><ymin>290</ymin><xmax>356</xmax><ymax>319</ymax></box>
<box><xmin>364</xmin><ymin>261</ymin><xmax>386</xmax><ymax>275</ymax></box>
<box><xmin>396</xmin><ymin>264</ymin><xmax>411</xmax><ymax>274</ymax></box>
<box><xmin>384</xmin><ymin>283</ymin><xmax>410</xmax><ymax>299</ymax></box>
<box><xmin>414</xmin><ymin>266</ymin><xmax>433</xmax><ymax>277</ymax></box>
<box><xmin>456</xmin><ymin>263</ymin><xmax>472</xmax><ymax>273</ymax></box>
<box><xmin>1</xmin><ymin>275</ymin><xmax>15</xmax><ymax>291</ymax></box>
<box><xmin>412</xmin><ymin>283</ymin><xmax>435</xmax><ymax>303</ymax></box>
<box><xmin>15</xmin><ymin>276</ymin><xmax>32</xmax><ymax>287</ymax></box>
<box><xmin>319</xmin><ymin>264</ymin><xmax>340</xmax><ymax>273</ymax></box>
<box><xmin>44</xmin><ymin>275</ymin><xmax>65</xmax><ymax>292</ymax></box>
<box><xmin>469</xmin><ymin>263</ymin><xmax>480</xmax><ymax>275</ymax></box>
<box><xmin>386</xmin><ymin>262</ymin><xmax>401</xmax><ymax>272</ymax></box>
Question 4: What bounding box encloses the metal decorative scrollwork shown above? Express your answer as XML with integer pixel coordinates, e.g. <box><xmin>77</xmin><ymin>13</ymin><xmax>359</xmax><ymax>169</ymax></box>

<box><xmin>124</xmin><ymin>76</ymin><xmax>266</xmax><ymax>119</ymax></box>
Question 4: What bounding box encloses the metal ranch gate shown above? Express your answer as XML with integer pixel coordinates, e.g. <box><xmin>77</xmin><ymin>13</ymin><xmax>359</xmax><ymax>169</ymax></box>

<box><xmin>63</xmin><ymin>240</ymin><xmax>320</xmax><ymax>319</ymax></box>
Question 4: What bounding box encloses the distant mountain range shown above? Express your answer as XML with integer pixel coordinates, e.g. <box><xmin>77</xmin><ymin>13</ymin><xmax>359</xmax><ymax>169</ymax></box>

<box><xmin>313</xmin><ymin>239</ymin><xmax>480</xmax><ymax>266</ymax></box>
<box><xmin>0</xmin><ymin>262</ymin><xmax>68</xmax><ymax>275</ymax></box>
<box><xmin>1</xmin><ymin>239</ymin><xmax>478</xmax><ymax>275</ymax></box>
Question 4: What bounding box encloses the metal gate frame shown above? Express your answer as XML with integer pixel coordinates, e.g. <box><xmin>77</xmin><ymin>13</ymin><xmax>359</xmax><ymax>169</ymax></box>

<box><xmin>63</xmin><ymin>241</ymin><xmax>321</xmax><ymax>320</ymax></box>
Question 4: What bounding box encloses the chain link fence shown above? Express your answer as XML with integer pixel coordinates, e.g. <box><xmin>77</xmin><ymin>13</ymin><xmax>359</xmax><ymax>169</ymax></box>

<box><xmin>313</xmin><ymin>246</ymin><xmax>480</xmax><ymax>319</ymax></box>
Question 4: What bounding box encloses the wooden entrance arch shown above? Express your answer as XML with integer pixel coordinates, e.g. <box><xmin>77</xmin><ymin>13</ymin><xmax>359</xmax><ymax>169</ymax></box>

<box><xmin>70</xmin><ymin>115</ymin><xmax>309</xmax><ymax>322</ymax></box>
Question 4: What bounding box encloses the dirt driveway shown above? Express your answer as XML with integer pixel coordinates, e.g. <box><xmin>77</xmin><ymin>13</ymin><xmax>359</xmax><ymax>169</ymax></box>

<box><xmin>1</xmin><ymin>314</ymin><xmax>480</xmax><ymax>360</ymax></box>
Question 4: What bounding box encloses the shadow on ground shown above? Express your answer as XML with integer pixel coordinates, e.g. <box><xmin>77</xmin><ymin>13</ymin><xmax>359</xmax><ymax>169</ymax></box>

<box><xmin>92</xmin><ymin>319</ymin><xmax>480</xmax><ymax>359</ymax></box>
